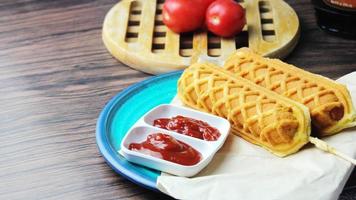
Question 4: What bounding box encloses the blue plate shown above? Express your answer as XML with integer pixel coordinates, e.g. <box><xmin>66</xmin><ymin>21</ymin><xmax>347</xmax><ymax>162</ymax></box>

<box><xmin>96</xmin><ymin>71</ymin><xmax>182</xmax><ymax>191</ymax></box>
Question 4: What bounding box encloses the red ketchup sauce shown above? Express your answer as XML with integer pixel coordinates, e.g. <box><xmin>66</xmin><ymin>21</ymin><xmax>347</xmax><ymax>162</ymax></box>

<box><xmin>128</xmin><ymin>133</ymin><xmax>201</xmax><ymax>166</ymax></box>
<box><xmin>153</xmin><ymin>115</ymin><xmax>220</xmax><ymax>141</ymax></box>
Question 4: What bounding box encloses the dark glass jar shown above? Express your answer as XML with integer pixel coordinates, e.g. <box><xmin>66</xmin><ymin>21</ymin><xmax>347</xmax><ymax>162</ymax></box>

<box><xmin>312</xmin><ymin>0</ymin><xmax>356</xmax><ymax>39</ymax></box>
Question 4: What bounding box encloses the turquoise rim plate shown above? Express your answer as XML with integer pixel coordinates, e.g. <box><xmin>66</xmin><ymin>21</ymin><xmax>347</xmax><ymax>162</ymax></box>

<box><xmin>96</xmin><ymin>71</ymin><xmax>182</xmax><ymax>191</ymax></box>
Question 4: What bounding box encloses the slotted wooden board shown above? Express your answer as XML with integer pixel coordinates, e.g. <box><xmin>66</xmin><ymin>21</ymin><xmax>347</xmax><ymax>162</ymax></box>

<box><xmin>102</xmin><ymin>0</ymin><xmax>300</xmax><ymax>74</ymax></box>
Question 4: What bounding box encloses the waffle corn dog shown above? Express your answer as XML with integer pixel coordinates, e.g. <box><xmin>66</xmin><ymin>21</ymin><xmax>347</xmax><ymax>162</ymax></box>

<box><xmin>224</xmin><ymin>48</ymin><xmax>356</xmax><ymax>136</ymax></box>
<box><xmin>178</xmin><ymin>63</ymin><xmax>311</xmax><ymax>157</ymax></box>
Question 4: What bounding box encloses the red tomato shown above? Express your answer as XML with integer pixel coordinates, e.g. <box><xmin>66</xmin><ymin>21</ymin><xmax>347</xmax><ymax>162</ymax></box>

<box><xmin>205</xmin><ymin>0</ymin><xmax>246</xmax><ymax>37</ymax></box>
<box><xmin>162</xmin><ymin>0</ymin><xmax>206</xmax><ymax>33</ymax></box>
<box><xmin>202</xmin><ymin>0</ymin><xmax>216</xmax><ymax>9</ymax></box>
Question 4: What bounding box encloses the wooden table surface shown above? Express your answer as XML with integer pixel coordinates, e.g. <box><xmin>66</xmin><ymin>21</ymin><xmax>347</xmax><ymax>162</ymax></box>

<box><xmin>1</xmin><ymin>0</ymin><xmax>356</xmax><ymax>199</ymax></box>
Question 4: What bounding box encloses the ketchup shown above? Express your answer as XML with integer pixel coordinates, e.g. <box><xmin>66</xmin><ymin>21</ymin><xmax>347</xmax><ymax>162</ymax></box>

<box><xmin>128</xmin><ymin>133</ymin><xmax>201</xmax><ymax>166</ymax></box>
<box><xmin>153</xmin><ymin>115</ymin><xmax>220</xmax><ymax>141</ymax></box>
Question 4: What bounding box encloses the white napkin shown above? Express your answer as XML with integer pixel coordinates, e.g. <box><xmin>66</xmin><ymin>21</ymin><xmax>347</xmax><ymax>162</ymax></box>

<box><xmin>157</xmin><ymin>72</ymin><xmax>356</xmax><ymax>200</ymax></box>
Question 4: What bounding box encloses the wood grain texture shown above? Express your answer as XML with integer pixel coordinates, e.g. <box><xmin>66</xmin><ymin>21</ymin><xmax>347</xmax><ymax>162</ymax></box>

<box><xmin>0</xmin><ymin>0</ymin><xmax>355</xmax><ymax>199</ymax></box>
<box><xmin>102</xmin><ymin>0</ymin><xmax>300</xmax><ymax>74</ymax></box>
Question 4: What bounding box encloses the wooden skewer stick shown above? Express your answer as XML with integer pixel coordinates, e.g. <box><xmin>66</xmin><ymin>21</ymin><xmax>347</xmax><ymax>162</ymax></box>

<box><xmin>309</xmin><ymin>137</ymin><xmax>356</xmax><ymax>165</ymax></box>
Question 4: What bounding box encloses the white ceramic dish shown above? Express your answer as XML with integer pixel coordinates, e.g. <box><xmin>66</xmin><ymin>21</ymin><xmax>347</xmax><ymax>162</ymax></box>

<box><xmin>120</xmin><ymin>104</ymin><xmax>231</xmax><ymax>177</ymax></box>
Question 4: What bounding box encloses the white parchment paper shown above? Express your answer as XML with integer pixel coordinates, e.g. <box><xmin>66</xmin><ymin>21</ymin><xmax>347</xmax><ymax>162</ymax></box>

<box><xmin>156</xmin><ymin>72</ymin><xmax>356</xmax><ymax>200</ymax></box>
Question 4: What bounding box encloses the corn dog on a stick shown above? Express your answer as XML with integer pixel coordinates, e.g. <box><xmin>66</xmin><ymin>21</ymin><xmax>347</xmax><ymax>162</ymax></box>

<box><xmin>178</xmin><ymin>63</ymin><xmax>311</xmax><ymax>157</ymax></box>
<box><xmin>224</xmin><ymin>48</ymin><xmax>356</xmax><ymax>136</ymax></box>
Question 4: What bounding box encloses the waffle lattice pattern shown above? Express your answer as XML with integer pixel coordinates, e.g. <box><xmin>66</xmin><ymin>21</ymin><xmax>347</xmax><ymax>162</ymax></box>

<box><xmin>178</xmin><ymin>63</ymin><xmax>309</xmax><ymax>156</ymax></box>
<box><xmin>224</xmin><ymin>48</ymin><xmax>353</xmax><ymax>135</ymax></box>
<box><xmin>102</xmin><ymin>0</ymin><xmax>300</xmax><ymax>74</ymax></box>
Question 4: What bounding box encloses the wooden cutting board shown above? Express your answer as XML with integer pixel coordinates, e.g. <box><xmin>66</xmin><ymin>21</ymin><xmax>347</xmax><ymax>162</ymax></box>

<box><xmin>102</xmin><ymin>0</ymin><xmax>300</xmax><ymax>74</ymax></box>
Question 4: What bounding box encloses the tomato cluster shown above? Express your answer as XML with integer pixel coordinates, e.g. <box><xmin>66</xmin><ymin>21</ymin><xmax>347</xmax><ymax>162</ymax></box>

<box><xmin>162</xmin><ymin>0</ymin><xmax>246</xmax><ymax>37</ymax></box>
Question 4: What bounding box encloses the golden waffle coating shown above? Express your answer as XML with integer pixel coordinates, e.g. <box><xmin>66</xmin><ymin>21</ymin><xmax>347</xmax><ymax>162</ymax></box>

<box><xmin>224</xmin><ymin>48</ymin><xmax>356</xmax><ymax>136</ymax></box>
<box><xmin>178</xmin><ymin>63</ymin><xmax>310</xmax><ymax>157</ymax></box>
